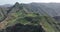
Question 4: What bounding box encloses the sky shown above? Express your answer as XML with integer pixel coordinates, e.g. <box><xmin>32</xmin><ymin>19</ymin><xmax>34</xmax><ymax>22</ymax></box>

<box><xmin>0</xmin><ymin>0</ymin><xmax>60</xmax><ymax>5</ymax></box>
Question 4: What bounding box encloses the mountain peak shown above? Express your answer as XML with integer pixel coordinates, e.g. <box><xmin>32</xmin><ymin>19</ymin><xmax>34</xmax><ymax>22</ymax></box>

<box><xmin>13</xmin><ymin>2</ymin><xmax>20</xmax><ymax>8</ymax></box>
<box><xmin>15</xmin><ymin>2</ymin><xmax>20</xmax><ymax>5</ymax></box>
<box><xmin>13</xmin><ymin>2</ymin><xmax>23</xmax><ymax>9</ymax></box>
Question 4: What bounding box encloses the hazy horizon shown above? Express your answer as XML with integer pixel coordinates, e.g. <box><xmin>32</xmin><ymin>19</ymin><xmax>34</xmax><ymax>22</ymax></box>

<box><xmin>1</xmin><ymin>0</ymin><xmax>60</xmax><ymax>5</ymax></box>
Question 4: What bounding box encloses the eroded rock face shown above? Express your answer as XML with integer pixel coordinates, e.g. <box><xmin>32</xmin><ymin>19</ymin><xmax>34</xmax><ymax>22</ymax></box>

<box><xmin>6</xmin><ymin>23</ymin><xmax>45</xmax><ymax>32</ymax></box>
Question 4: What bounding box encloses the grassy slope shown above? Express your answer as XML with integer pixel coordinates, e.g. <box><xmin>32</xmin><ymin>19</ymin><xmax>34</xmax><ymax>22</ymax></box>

<box><xmin>0</xmin><ymin>10</ymin><xmax>58</xmax><ymax>32</ymax></box>
<box><xmin>0</xmin><ymin>3</ymin><xmax>59</xmax><ymax>32</ymax></box>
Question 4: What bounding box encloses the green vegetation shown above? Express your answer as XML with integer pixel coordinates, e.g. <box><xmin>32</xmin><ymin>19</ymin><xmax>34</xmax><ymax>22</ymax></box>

<box><xmin>0</xmin><ymin>2</ymin><xmax>60</xmax><ymax>32</ymax></box>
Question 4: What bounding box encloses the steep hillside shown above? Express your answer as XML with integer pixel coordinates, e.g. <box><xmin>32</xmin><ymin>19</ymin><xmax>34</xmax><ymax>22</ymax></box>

<box><xmin>0</xmin><ymin>2</ymin><xmax>60</xmax><ymax>32</ymax></box>
<box><xmin>0</xmin><ymin>7</ymin><xmax>9</xmax><ymax>22</ymax></box>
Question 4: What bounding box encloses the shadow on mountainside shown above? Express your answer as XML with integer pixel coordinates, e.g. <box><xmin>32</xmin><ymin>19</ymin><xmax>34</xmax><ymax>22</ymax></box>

<box><xmin>5</xmin><ymin>23</ymin><xmax>45</xmax><ymax>32</ymax></box>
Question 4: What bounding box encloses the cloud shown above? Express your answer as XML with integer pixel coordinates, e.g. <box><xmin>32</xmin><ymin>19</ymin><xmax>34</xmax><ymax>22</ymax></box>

<box><xmin>0</xmin><ymin>0</ymin><xmax>60</xmax><ymax>5</ymax></box>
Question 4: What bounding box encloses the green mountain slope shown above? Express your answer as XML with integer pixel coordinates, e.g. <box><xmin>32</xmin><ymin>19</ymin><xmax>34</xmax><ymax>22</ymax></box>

<box><xmin>0</xmin><ymin>2</ymin><xmax>60</xmax><ymax>32</ymax></box>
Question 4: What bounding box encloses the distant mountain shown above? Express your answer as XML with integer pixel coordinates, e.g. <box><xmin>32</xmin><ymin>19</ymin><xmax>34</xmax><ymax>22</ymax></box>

<box><xmin>23</xmin><ymin>3</ymin><xmax>58</xmax><ymax>17</ymax></box>
<box><xmin>0</xmin><ymin>4</ymin><xmax>12</xmax><ymax>7</ymax></box>
<box><xmin>19</xmin><ymin>3</ymin><xmax>60</xmax><ymax>16</ymax></box>
<box><xmin>39</xmin><ymin>3</ymin><xmax>60</xmax><ymax>16</ymax></box>
<box><xmin>53</xmin><ymin>16</ymin><xmax>60</xmax><ymax>22</ymax></box>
